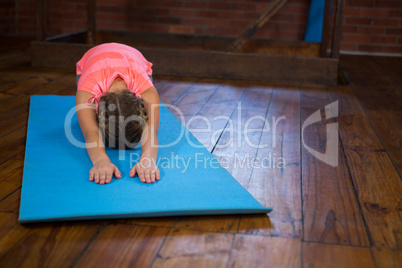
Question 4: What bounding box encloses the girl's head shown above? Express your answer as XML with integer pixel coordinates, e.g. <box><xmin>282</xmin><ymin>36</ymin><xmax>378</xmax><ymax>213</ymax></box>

<box><xmin>97</xmin><ymin>90</ymin><xmax>148</xmax><ymax>149</ymax></box>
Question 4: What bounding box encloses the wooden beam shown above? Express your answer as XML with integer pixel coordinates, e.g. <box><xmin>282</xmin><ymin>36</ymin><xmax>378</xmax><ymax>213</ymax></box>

<box><xmin>87</xmin><ymin>0</ymin><xmax>96</xmax><ymax>44</ymax></box>
<box><xmin>31</xmin><ymin>40</ymin><xmax>339</xmax><ymax>86</ymax></box>
<box><xmin>331</xmin><ymin>0</ymin><xmax>345</xmax><ymax>58</ymax></box>
<box><xmin>225</xmin><ymin>0</ymin><xmax>288</xmax><ymax>52</ymax></box>
<box><xmin>320</xmin><ymin>0</ymin><xmax>332</xmax><ymax>57</ymax></box>
<box><xmin>36</xmin><ymin>0</ymin><xmax>46</xmax><ymax>41</ymax></box>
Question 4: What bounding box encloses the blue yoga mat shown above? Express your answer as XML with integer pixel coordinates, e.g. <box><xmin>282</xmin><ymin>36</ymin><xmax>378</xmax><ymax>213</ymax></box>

<box><xmin>19</xmin><ymin>96</ymin><xmax>272</xmax><ymax>223</ymax></box>
<box><xmin>304</xmin><ymin>0</ymin><xmax>326</xmax><ymax>42</ymax></box>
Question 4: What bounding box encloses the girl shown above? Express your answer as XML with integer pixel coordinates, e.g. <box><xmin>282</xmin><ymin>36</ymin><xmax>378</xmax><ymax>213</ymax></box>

<box><xmin>75</xmin><ymin>42</ymin><xmax>160</xmax><ymax>185</ymax></box>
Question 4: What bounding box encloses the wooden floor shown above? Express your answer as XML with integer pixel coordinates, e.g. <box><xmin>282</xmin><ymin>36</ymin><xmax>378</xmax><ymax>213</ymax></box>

<box><xmin>0</xmin><ymin>39</ymin><xmax>401</xmax><ymax>267</ymax></box>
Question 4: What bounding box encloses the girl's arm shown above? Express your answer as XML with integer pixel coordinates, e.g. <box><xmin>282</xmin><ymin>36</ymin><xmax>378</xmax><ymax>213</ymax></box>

<box><xmin>76</xmin><ymin>90</ymin><xmax>121</xmax><ymax>184</ymax></box>
<box><xmin>129</xmin><ymin>86</ymin><xmax>161</xmax><ymax>183</ymax></box>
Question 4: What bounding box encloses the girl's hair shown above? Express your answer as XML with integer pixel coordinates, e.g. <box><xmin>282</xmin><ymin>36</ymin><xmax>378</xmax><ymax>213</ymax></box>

<box><xmin>97</xmin><ymin>90</ymin><xmax>148</xmax><ymax>149</ymax></box>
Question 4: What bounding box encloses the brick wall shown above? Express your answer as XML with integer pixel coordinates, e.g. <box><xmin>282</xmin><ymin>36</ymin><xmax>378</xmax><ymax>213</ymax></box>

<box><xmin>342</xmin><ymin>0</ymin><xmax>402</xmax><ymax>54</ymax></box>
<box><xmin>4</xmin><ymin>0</ymin><xmax>402</xmax><ymax>54</ymax></box>
<box><xmin>1</xmin><ymin>0</ymin><xmax>17</xmax><ymax>33</ymax></box>
<box><xmin>94</xmin><ymin>0</ymin><xmax>310</xmax><ymax>40</ymax></box>
<box><xmin>16</xmin><ymin>0</ymin><xmax>37</xmax><ymax>34</ymax></box>
<box><xmin>46</xmin><ymin>0</ymin><xmax>87</xmax><ymax>35</ymax></box>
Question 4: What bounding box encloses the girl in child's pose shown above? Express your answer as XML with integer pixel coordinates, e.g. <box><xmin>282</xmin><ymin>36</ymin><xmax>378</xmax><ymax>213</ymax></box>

<box><xmin>75</xmin><ymin>42</ymin><xmax>160</xmax><ymax>185</ymax></box>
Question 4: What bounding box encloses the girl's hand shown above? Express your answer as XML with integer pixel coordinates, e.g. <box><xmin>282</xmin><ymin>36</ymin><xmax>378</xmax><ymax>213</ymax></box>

<box><xmin>89</xmin><ymin>159</ymin><xmax>121</xmax><ymax>185</ymax></box>
<box><xmin>130</xmin><ymin>156</ymin><xmax>160</xmax><ymax>183</ymax></box>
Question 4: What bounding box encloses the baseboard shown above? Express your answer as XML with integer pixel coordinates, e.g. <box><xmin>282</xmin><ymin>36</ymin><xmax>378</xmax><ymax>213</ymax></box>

<box><xmin>340</xmin><ymin>50</ymin><xmax>402</xmax><ymax>58</ymax></box>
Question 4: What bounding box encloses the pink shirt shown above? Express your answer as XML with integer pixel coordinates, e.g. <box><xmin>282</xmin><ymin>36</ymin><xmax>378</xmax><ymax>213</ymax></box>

<box><xmin>76</xmin><ymin>43</ymin><xmax>153</xmax><ymax>106</ymax></box>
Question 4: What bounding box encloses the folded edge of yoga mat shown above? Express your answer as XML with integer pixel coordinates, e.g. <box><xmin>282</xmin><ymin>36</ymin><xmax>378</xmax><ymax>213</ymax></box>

<box><xmin>19</xmin><ymin>95</ymin><xmax>272</xmax><ymax>223</ymax></box>
<box><xmin>304</xmin><ymin>0</ymin><xmax>325</xmax><ymax>42</ymax></box>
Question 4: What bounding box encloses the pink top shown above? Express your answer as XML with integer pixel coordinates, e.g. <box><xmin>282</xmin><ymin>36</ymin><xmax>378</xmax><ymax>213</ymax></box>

<box><xmin>76</xmin><ymin>43</ymin><xmax>154</xmax><ymax>108</ymax></box>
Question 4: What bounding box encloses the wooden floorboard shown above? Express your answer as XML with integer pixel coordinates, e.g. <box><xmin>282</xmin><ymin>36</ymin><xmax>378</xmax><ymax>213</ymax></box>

<box><xmin>300</xmin><ymin>88</ymin><xmax>369</xmax><ymax>246</ymax></box>
<box><xmin>0</xmin><ymin>157</ymin><xmax>23</xmax><ymax>202</ymax></box>
<box><xmin>0</xmin><ymin>70</ymin><xmax>67</xmax><ymax>95</ymax></box>
<box><xmin>115</xmin><ymin>217</ymin><xmax>176</xmax><ymax>228</ymax></box>
<box><xmin>173</xmin><ymin>80</ymin><xmax>248</xmax><ymax>232</ymax></box>
<box><xmin>0</xmin><ymin>40</ymin><xmax>401</xmax><ymax>267</ymax></box>
<box><xmin>0</xmin><ymin>66</ymin><xmax>61</xmax><ymax>88</ymax></box>
<box><xmin>239</xmin><ymin>86</ymin><xmax>301</xmax><ymax>238</ymax></box>
<box><xmin>340</xmin><ymin>56</ymin><xmax>402</xmax><ymax>177</ymax></box>
<box><xmin>151</xmin><ymin>228</ymin><xmax>233</xmax><ymax>268</ymax></box>
<box><xmin>371</xmin><ymin>247</ymin><xmax>402</xmax><ymax>268</ymax></box>
<box><xmin>353</xmin><ymin>87</ymin><xmax>402</xmax><ymax>176</ymax></box>
<box><xmin>0</xmin><ymin>93</ymin><xmax>30</xmax><ymax>117</ymax></box>
<box><xmin>0</xmin><ymin>188</ymin><xmax>21</xmax><ymax>214</ymax></box>
<box><xmin>0</xmin><ymin>92</ymin><xmax>30</xmax><ymax>139</ymax></box>
<box><xmin>74</xmin><ymin>224</ymin><xmax>169</xmax><ymax>268</ymax></box>
<box><xmin>0</xmin><ymin>107</ymin><xmax>28</xmax><ymax>138</ymax></box>
<box><xmin>303</xmin><ymin>242</ymin><xmax>376</xmax><ymax>267</ymax></box>
<box><xmin>176</xmin><ymin>84</ymin><xmax>273</xmax><ymax>235</ymax></box>
<box><xmin>157</xmin><ymin>78</ymin><xmax>198</xmax><ymax>107</ymax></box>
<box><xmin>169</xmin><ymin>78</ymin><xmax>221</xmax><ymax>123</ymax></box>
<box><xmin>0</xmin><ymin>213</ymin><xmax>30</xmax><ymax>258</ymax></box>
<box><xmin>0</xmin><ymin>221</ymin><xmax>102</xmax><ymax>268</ymax></box>
<box><xmin>175</xmin><ymin>214</ymin><xmax>240</xmax><ymax>234</ymax></box>
<box><xmin>212</xmin><ymin>84</ymin><xmax>273</xmax><ymax>187</ymax></box>
<box><xmin>186</xmin><ymin>80</ymin><xmax>247</xmax><ymax>152</ymax></box>
<box><xmin>228</xmin><ymin>235</ymin><xmax>301</xmax><ymax>268</ymax></box>
<box><xmin>328</xmin><ymin>86</ymin><xmax>402</xmax><ymax>249</ymax></box>
<box><xmin>0</xmin><ymin>126</ymin><xmax>27</xmax><ymax>160</ymax></box>
<box><xmin>0</xmin><ymin>51</ymin><xmax>31</xmax><ymax>70</ymax></box>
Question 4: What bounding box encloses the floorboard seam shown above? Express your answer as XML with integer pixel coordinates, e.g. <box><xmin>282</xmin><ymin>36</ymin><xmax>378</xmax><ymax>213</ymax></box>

<box><xmin>185</xmin><ymin>82</ymin><xmax>240</xmax><ymax>154</ymax></box>
<box><xmin>0</xmin><ymin>74</ymin><xmax>39</xmax><ymax>93</ymax></box>
<box><xmin>360</xmin><ymin>105</ymin><xmax>402</xmax><ymax>181</ymax></box>
<box><xmin>170</xmin><ymin>80</ymin><xmax>199</xmax><ymax>107</ymax></box>
<box><xmin>0</xmin><ymin>125</ymin><xmax>26</xmax><ymax>139</ymax></box>
<box><xmin>0</xmin><ymin>91</ymin><xmax>16</xmax><ymax>96</ymax></box>
<box><xmin>112</xmin><ymin>221</ymin><xmax>173</xmax><ymax>229</ymax></box>
<box><xmin>171</xmin><ymin>216</ymin><xmax>178</xmax><ymax>228</ymax></box>
<box><xmin>69</xmin><ymin>221</ymin><xmax>110</xmax><ymax>268</ymax></box>
<box><xmin>338</xmin><ymin>132</ymin><xmax>373</xmax><ymax>247</ymax></box>
<box><xmin>243</xmin><ymin>85</ymin><xmax>274</xmax><ymax>189</ymax></box>
<box><xmin>0</xmin><ymin>186</ymin><xmax>21</xmax><ymax>204</ymax></box>
<box><xmin>148</xmin><ymin>227</ymin><xmax>173</xmax><ymax>268</ymax></box>
<box><xmin>300</xmin><ymin>236</ymin><xmax>304</xmax><ymax>268</ymax></box>
<box><xmin>299</xmin><ymin>86</ymin><xmax>305</xmax><ymax>268</ymax></box>
<box><xmin>210</xmin><ymin>84</ymin><xmax>248</xmax><ymax>154</ymax></box>
<box><xmin>326</xmin><ymin>88</ymin><xmax>373</xmax><ymax>248</ymax></box>
<box><xmin>0</xmin><ymin>157</ymin><xmax>11</xmax><ymax>166</ymax></box>
<box><xmin>0</xmin><ymin>211</ymin><xmax>18</xmax><ymax>215</ymax></box>
<box><xmin>55</xmin><ymin>84</ymin><xmax>76</xmax><ymax>95</ymax></box>
<box><xmin>369</xmin><ymin>247</ymin><xmax>380</xmax><ymax>268</ymax></box>
<box><xmin>15</xmin><ymin>73</ymin><xmax>74</xmax><ymax>96</ymax></box>
<box><xmin>299</xmin><ymin>87</ymin><xmax>305</xmax><ymax>244</ymax></box>
<box><xmin>120</xmin><ymin>224</ymin><xmax>300</xmax><ymax>238</ymax></box>
<box><xmin>0</xmin><ymin>223</ymin><xmax>30</xmax><ymax>261</ymax></box>
<box><xmin>224</xmin><ymin>233</ymin><xmax>237</xmax><ymax>268</ymax></box>
<box><xmin>192</xmin><ymin>84</ymin><xmax>221</xmax><ymax>116</ymax></box>
<box><xmin>302</xmin><ymin>239</ymin><xmax>372</xmax><ymax>248</ymax></box>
